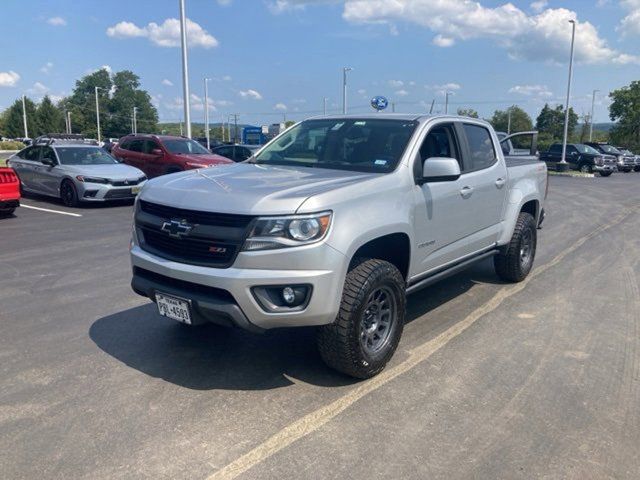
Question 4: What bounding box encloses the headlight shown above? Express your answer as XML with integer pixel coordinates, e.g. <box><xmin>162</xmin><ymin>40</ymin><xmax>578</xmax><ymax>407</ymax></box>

<box><xmin>138</xmin><ymin>175</ymin><xmax>147</xmax><ymax>182</ymax></box>
<box><xmin>76</xmin><ymin>175</ymin><xmax>109</xmax><ymax>184</ymax></box>
<box><xmin>243</xmin><ymin>211</ymin><xmax>332</xmax><ymax>251</ymax></box>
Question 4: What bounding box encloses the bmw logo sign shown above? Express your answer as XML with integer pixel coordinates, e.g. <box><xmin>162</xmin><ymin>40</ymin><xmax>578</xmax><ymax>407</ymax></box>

<box><xmin>370</xmin><ymin>96</ymin><xmax>389</xmax><ymax>111</ymax></box>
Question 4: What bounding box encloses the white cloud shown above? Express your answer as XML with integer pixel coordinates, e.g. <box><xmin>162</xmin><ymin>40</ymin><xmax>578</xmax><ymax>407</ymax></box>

<box><xmin>425</xmin><ymin>83</ymin><xmax>461</xmax><ymax>95</ymax></box>
<box><xmin>0</xmin><ymin>71</ymin><xmax>20</xmax><ymax>87</ymax></box>
<box><xmin>432</xmin><ymin>34</ymin><xmax>455</xmax><ymax>47</ymax></box>
<box><xmin>357</xmin><ymin>88</ymin><xmax>367</xmax><ymax>95</ymax></box>
<box><xmin>274</xmin><ymin>102</ymin><xmax>288</xmax><ymax>111</ymax></box>
<box><xmin>395</xmin><ymin>89</ymin><xmax>409</xmax><ymax>96</ymax></box>
<box><xmin>47</xmin><ymin>16</ymin><xmax>67</xmax><ymax>26</ymax></box>
<box><xmin>107</xmin><ymin>18</ymin><xmax>218</xmax><ymax>49</ymax></box>
<box><xmin>618</xmin><ymin>0</ymin><xmax>640</xmax><ymax>37</ymax></box>
<box><xmin>509</xmin><ymin>84</ymin><xmax>552</xmax><ymax>97</ymax></box>
<box><xmin>292</xmin><ymin>98</ymin><xmax>307</xmax><ymax>104</ymax></box>
<box><xmin>222</xmin><ymin>75</ymin><xmax>232</xmax><ymax>81</ymax></box>
<box><xmin>28</xmin><ymin>82</ymin><xmax>49</xmax><ymax>95</ymax></box>
<box><xmin>40</xmin><ymin>62</ymin><xmax>54</xmax><ymax>74</ymax></box>
<box><xmin>162</xmin><ymin>79</ymin><xmax>174</xmax><ymax>86</ymax></box>
<box><xmin>530</xmin><ymin>1</ymin><xmax>548</xmax><ymax>12</ymax></box>
<box><xmin>388</xmin><ymin>79</ymin><xmax>404</xmax><ymax>87</ymax></box>
<box><xmin>333</xmin><ymin>0</ymin><xmax>640</xmax><ymax>65</ymax></box>
<box><xmin>239</xmin><ymin>89</ymin><xmax>263</xmax><ymax>100</ymax></box>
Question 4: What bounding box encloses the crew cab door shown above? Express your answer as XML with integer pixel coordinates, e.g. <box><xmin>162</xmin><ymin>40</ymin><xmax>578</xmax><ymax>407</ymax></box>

<box><xmin>11</xmin><ymin>146</ymin><xmax>41</xmax><ymax>190</ymax></box>
<box><xmin>411</xmin><ymin>121</ymin><xmax>506</xmax><ymax>276</ymax></box>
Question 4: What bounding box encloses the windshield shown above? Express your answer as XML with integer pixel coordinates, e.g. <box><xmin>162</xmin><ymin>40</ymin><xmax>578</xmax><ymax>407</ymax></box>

<box><xmin>251</xmin><ymin>118</ymin><xmax>418</xmax><ymax>173</ymax></box>
<box><xmin>575</xmin><ymin>144</ymin><xmax>600</xmax><ymax>155</ymax></box>
<box><xmin>599</xmin><ymin>144</ymin><xmax>621</xmax><ymax>154</ymax></box>
<box><xmin>163</xmin><ymin>139</ymin><xmax>210</xmax><ymax>155</ymax></box>
<box><xmin>56</xmin><ymin>147</ymin><xmax>119</xmax><ymax>165</ymax></box>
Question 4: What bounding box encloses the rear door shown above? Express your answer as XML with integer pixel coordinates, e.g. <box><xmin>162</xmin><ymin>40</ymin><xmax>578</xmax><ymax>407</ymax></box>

<box><xmin>15</xmin><ymin>146</ymin><xmax>42</xmax><ymax>191</ymax></box>
<box><xmin>122</xmin><ymin>139</ymin><xmax>145</xmax><ymax>171</ymax></box>
<box><xmin>456</xmin><ymin>122</ymin><xmax>508</xmax><ymax>247</ymax></box>
<box><xmin>37</xmin><ymin>146</ymin><xmax>62</xmax><ymax>196</ymax></box>
<box><xmin>142</xmin><ymin>139</ymin><xmax>164</xmax><ymax>177</ymax></box>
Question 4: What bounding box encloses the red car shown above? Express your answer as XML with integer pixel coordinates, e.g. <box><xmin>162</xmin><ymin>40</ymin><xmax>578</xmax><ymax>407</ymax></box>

<box><xmin>0</xmin><ymin>167</ymin><xmax>20</xmax><ymax>217</ymax></box>
<box><xmin>111</xmin><ymin>134</ymin><xmax>232</xmax><ymax>178</ymax></box>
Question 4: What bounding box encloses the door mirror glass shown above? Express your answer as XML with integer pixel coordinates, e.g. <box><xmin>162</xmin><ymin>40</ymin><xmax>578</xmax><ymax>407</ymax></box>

<box><xmin>151</xmin><ymin>148</ymin><xmax>163</xmax><ymax>156</ymax></box>
<box><xmin>421</xmin><ymin>157</ymin><xmax>461</xmax><ymax>183</ymax></box>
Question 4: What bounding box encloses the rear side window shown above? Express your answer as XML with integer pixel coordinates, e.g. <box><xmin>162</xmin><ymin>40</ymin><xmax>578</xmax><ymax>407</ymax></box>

<box><xmin>20</xmin><ymin>146</ymin><xmax>40</xmax><ymax>161</ymax></box>
<box><xmin>143</xmin><ymin>140</ymin><xmax>160</xmax><ymax>154</ymax></box>
<box><xmin>549</xmin><ymin>144</ymin><xmax>561</xmax><ymax>153</ymax></box>
<box><xmin>463</xmin><ymin>124</ymin><xmax>496</xmax><ymax>171</ymax></box>
<box><xmin>128</xmin><ymin>140</ymin><xmax>144</xmax><ymax>152</ymax></box>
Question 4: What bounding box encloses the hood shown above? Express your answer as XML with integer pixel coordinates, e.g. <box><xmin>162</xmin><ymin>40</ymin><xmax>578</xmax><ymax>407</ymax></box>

<box><xmin>173</xmin><ymin>153</ymin><xmax>232</xmax><ymax>165</ymax></box>
<box><xmin>62</xmin><ymin>163</ymin><xmax>145</xmax><ymax>179</ymax></box>
<box><xmin>140</xmin><ymin>163</ymin><xmax>378</xmax><ymax>215</ymax></box>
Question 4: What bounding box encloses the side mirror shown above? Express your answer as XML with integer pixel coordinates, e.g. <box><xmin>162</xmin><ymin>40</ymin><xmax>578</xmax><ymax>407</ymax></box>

<box><xmin>151</xmin><ymin>148</ymin><xmax>163</xmax><ymax>156</ymax></box>
<box><xmin>419</xmin><ymin>157</ymin><xmax>461</xmax><ymax>184</ymax></box>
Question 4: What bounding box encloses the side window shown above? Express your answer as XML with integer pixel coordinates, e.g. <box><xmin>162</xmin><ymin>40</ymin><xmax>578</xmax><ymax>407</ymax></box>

<box><xmin>128</xmin><ymin>140</ymin><xmax>144</xmax><ymax>152</ymax></box>
<box><xmin>549</xmin><ymin>144</ymin><xmax>561</xmax><ymax>154</ymax></box>
<box><xmin>567</xmin><ymin>145</ymin><xmax>577</xmax><ymax>154</ymax></box>
<box><xmin>463</xmin><ymin>124</ymin><xmax>496</xmax><ymax>171</ymax></box>
<box><xmin>21</xmin><ymin>146</ymin><xmax>40</xmax><ymax>161</ymax></box>
<box><xmin>418</xmin><ymin>124</ymin><xmax>460</xmax><ymax>165</ymax></box>
<box><xmin>143</xmin><ymin>140</ymin><xmax>160</xmax><ymax>154</ymax></box>
<box><xmin>41</xmin><ymin>147</ymin><xmax>57</xmax><ymax>163</ymax></box>
<box><xmin>216</xmin><ymin>146</ymin><xmax>231</xmax><ymax>158</ymax></box>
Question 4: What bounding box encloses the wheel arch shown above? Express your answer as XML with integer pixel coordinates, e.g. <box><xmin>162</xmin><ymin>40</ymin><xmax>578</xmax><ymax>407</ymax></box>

<box><xmin>348</xmin><ymin>232</ymin><xmax>411</xmax><ymax>281</ymax></box>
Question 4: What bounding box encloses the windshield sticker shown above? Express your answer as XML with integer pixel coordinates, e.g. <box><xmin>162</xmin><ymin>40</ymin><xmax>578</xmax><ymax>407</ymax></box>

<box><xmin>374</xmin><ymin>159</ymin><xmax>388</xmax><ymax>166</ymax></box>
<box><xmin>331</xmin><ymin>122</ymin><xmax>345</xmax><ymax>131</ymax></box>
<box><xmin>354</xmin><ymin>121</ymin><xmax>366</xmax><ymax>126</ymax></box>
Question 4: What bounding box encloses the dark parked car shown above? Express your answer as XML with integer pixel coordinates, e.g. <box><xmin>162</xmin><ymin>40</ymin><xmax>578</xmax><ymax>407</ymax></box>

<box><xmin>111</xmin><ymin>134</ymin><xmax>232</xmax><ymax>178</ymax></box>
<box><xmin>616</xmin><ymin>147</ymin><xmax>640</xmax><ymax>172</ymax></box>
<box><xmin>211</xmin><ymin>144</ymin><xmax>260</xmax><ymax>162</ymax></box>
<box><xmin>539</xmin><ymin>143</ymin><xmax>616</xmax><ymax>176</ymax></box>
<box><xmin>585</xmin><ymin>142</ymin><xmax>633</xmax><ymax>172</ymax></box>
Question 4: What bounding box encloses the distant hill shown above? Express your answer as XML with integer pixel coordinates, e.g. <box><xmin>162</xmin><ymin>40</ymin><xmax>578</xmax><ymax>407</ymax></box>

<box><xmin>157</xmin><ymin>122</ymin><xmax>254</xmax><ymax>137</ymax></box>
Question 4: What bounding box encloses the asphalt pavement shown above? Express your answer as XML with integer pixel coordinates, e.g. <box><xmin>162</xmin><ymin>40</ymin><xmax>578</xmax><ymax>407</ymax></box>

<box><xmin>1</xmin><ymin>174</ymin><xmax>639</xmax><ymax>479</ymax></box>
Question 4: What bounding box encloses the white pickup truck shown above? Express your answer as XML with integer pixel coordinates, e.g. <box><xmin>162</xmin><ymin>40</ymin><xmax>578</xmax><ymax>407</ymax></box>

<box><xmin>130</xmin><ymin>114</ymin><xmax>547</xmax><ymax>378</ymax></box>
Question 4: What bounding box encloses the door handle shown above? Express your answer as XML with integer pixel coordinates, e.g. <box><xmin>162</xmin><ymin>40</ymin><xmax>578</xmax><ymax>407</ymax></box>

<box><xmin>495</xmin><ymin>177</ymin><xmax>506</xmax><ymax>188</ymax></box>
<box><xmin>460</xmin><ymin>186</ymin><xmax>474</xmax><ymax>199</ymax></box>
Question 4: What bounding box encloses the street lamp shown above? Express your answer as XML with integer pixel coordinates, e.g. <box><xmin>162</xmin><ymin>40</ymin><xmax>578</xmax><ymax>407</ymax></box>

<box><xmin>204</xmin><ymin>77</ymin><xmax>211</xmax><ymax>150</ymax></box>
<box><xmin>444</xmin><ymin>91</ymin><xmax>451</xmax><ymax>114</ymax></box>
<box><xmin>94</xmin><ymin>86</ymin><xmax>108</xmax><ymax>143</ymax></box>
<box><xmin>179</xmin><ymin>0</ymin><xmax>192</xmax><ymax>138</ymax></box>
<box><xmin>589</xmin><ymin>89</ymin><xmax>599</xmax><ymax>142</ymax></box>
<box><xmin>559</xmin><ymin>19</ymin><xmax>576</xmax><ymax>171</ymax></box>
<box><xmin>342</xmin><ymin>67</ymin><xmax>352</xmax><ymax>114</ymax></box>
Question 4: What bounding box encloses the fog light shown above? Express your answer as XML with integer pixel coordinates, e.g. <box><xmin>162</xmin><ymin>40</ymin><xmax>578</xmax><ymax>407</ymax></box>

<box><xmin>282</xmin><ymin>287</ymin><xmax>295</xmax><ymax>304</ymax></box>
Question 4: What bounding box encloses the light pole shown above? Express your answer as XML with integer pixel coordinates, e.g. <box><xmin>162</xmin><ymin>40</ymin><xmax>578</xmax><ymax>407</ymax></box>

<box><xmin>179</xmin><ymin>0</ymin><xmax>192</xmax><ymax>138</ymax></box>
<box><xmin>559</xmin><ymin>19</ymin><xmax>576</xmax><ymax>171</ymax></box>
<box><xmin>132</xmin><ymin>106</ymin><xmax>138</xmax><ymax>134</ymax></box>
<box><xmin>94</xmin><ymin>86</ymin><xmax>102</xmax><ymax>143</ymax></box>
<box><xmin>342</xmin><ymin>67</ymin><xmax>352</xmax><ymax>114</ymax></box>
<box><xmin>507</xmin><ymin>106</ymin><xmax>512</xmax><ymax>134</ymax></box>
<box><xmin>204</xmin><ymin>77</ymin><xmax>211</xmax><ymax>149</ymax></box>
<box><xmin>589</xmin><ymin>89</ymin><xmax>599</xmax><ymax>142</ymax></box>
<box><xmin>444</xmin><ymin>91</ymin><xmax>451</xmax><ymax>114</ymax></box>
<box><xmin>323</xmin><ymin>97</ymin><xmax>327</xmax><ymax>116</ymax></box>
<box><xmin>21</xmin><ymin>95</ymin><xmax>28</xmax><ymax>139</ymax></box>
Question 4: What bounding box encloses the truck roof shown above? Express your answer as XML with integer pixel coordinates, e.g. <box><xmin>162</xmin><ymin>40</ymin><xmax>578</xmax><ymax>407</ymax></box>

<box><xmin>310</xmin><ymin>113</ymin><xmax>488</xmax><ymax>123</ymax></box>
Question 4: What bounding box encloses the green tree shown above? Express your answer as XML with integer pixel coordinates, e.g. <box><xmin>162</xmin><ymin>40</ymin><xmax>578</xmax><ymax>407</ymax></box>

<box><xmin>2</xmin><ymin>97</ymin><xmax>37</xmax><ymax>138</ymax></box>
<box><xmin>63</xmin><ymin>68</ymin><xmax>112</xmax><ymax>137</ymax></box>
<box><xmin>105</xmin><ymin>70</ymin><xmax>158</xmax><ymax>137</ymax></box>
<box><xmin>608</xmin><ymin>81</ymin><xmax>640</xmax><ymax>150</ymax></box>
<box><xmin>35</xmin><ymin>95</ymin><xmax>65</xmax><ymax>135</ymax></box>
<box><xmin>456</xmin><ymin>108</ymin><xmax>478</xmax><ymax>118</ymax></box>
<box><xmin>535</xmin><ymin>103</ymin><xmax>578</xmax><ymax>140</ymax></box>
<box><xmin>489</xmin><ymin>105</ymin><xmax>532</xmax><ymax>133</ymax></box>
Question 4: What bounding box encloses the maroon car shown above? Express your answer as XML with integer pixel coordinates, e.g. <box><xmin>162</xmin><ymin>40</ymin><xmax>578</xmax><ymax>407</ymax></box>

<box><xmin>112</xmin><ymin>134</ymin><xmax>232</xmax><ymax>178</ymax></box>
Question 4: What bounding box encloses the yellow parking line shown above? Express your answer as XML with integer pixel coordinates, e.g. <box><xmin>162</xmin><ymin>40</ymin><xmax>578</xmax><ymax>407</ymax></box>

<box><xmin>20</xmin><ymin>203</ymin><xmax>82</xmax><ymax>217</ymax></box>
<box><xmin>205</xmin><ymin>204</ymin><xmax>639</xmax><ymax>480</ymax></box>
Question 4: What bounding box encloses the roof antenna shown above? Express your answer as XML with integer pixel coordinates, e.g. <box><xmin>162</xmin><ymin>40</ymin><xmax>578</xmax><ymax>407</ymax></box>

<box><xmin>429</xmin><ymin>99</ymin><xmax>435</xmax><ymax>114</ymax></box>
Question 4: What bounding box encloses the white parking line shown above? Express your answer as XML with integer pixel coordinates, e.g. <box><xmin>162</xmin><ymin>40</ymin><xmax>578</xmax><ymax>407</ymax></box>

<box><xmin>20</xmin><ymin>204</ymin><xmax>82</xmax><ymax>217</ymax></box>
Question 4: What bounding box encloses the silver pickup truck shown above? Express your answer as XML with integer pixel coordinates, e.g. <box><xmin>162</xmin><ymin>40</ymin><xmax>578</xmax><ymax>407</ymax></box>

<box><xmin>130</xmin><ymin>114</ymin><xmax>547</xmax><ymax>378</ymax></box>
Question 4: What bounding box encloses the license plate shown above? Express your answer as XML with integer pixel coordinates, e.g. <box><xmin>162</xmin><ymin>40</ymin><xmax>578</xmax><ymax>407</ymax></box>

<box><xmin>131</xmin><ymin>185</ymin><xmax>142</xmax><ymax>194</ymax></box>
<box><xmin>155</xmin><ymin>292</ymin><xmax>192</xmax><ymax>324</ymax></box>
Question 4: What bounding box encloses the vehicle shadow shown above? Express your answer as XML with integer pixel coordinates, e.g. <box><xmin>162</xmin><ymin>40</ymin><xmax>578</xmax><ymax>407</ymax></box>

<box><xmin>89</xmin><ymin>259</ymin><xmax>501</xmax><ymax>391</ymax></box>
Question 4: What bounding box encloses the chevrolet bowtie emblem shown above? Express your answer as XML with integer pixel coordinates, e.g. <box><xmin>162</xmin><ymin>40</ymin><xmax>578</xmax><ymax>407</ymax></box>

<box><xmin>161</xmin><ymin>219</ymin><xmax>193</xmax><ymax>238</ymax></box>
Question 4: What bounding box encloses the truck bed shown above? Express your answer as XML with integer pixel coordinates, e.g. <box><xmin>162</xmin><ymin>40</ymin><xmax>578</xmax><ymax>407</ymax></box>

<box><xmin>505</xmin><ymin>155</ymin><xmax>540</xmax><ymax>167</ymax></box>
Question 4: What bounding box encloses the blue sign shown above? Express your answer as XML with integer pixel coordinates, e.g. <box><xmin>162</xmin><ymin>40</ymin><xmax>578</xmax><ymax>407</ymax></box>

<box><xmin>370</xmin><ymin>96</ymin><xmax>389</xmax><ymax>111</ymax></box>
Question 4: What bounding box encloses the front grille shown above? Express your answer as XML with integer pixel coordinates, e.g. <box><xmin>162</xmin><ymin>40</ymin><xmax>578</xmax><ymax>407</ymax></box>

<box><xmin>111</xmin><ymin>178</ymin><xmax>143</xmax><ymax>187</ymax></box>
<box><xmin>136</xmin><ymin>201</ymin><xmax>254</xmax><ymax>268</ymax></box>
<box><xmin>140</xmin><ymin>200</ymin><xmax>253</xmax><ymax>228</ymax></box>
<box><xmin>105</xmin><ymin>188</ymin><xmax>135</xmax><ymax>199</ymax></box>
<box><xmin>133</xmin><ymin>266</ymin><xmax>234</xmax><ymax>301</ymax></box>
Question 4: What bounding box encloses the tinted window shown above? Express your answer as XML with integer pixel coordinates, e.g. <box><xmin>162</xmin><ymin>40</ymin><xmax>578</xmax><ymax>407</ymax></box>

<box><xmin>163</xmin><ymin>139</ymin><xmax>210</xmax><ymax>154</ymax></box>
<box><xmin>21</xmin><ymin>146</ymin><xmax>40</xmax><ymax>161</ymax></box>
<box><xmin>214</xmin><ymin>146</ymin><xmax>232</xmax><ymax>158</ymax></box>
<box><xmin>128</xmin><ymin>140</ymin><xmax>144</xmax><ymax>153</ymax></box>
<box><xmin>41</xmin><ymin>146</ymin><xmax>57</xmax><ymax>163</ymax></box>
<box><xmin>419</xmin><ymin>124</ymin><xmax>460</xmax><ymax>166</ymax></box>
<box><xmin>463</xmin><ymin>124</ymin><xmax>496</xmax><ymax>170</ymax></box>
<box><xmin>119</xmin><ymin>139</ymin><xmax>131</xmax><ymax>150</ymax></box>
<box><xmin>143</xmin><ymin>140</ymin><xmax>160</xmax><ymax>154</ymax></box>
<box><xmin>253</xmin><ymin>118</ymin><xmax>418</xmax><ymax>173</ymax></box>
<box><xmin>549</xmin><ymin>144</ymin><xmax>562</xmax><ymax>153</ymax></box>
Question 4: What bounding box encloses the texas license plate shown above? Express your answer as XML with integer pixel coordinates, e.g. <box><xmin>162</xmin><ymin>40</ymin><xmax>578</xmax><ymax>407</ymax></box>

<box><xmin>131</xmin><ymin>185</ymin><xmax>142</xmax><ymax>195</ymax></box>
<box><xmin>155</xmin><ymin>293</ymin><xmax>192</xmax><ymax>324</ymax></box>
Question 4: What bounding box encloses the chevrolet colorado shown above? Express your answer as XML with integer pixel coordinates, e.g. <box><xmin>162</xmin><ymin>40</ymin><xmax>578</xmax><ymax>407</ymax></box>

<box><xmin>130</xmin><ymin>114</ymin><xmax>547</xmax><ymax>378</ymax></box>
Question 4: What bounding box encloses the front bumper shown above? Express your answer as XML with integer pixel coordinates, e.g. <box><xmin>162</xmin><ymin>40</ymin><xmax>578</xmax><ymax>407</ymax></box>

<box><xmin>592</xmin><ymin>164</ymin><xmax>616</xmax><ymax>172</ymax></box>
<box><xmin>76</xmin><ymin>180</ymin><xmax>146</xmax><ymax>201</ymax></box>
<box><xmin>130</xmin><ymin>241</ymin><xmax>347</xmax><ymax>330</ymax></box>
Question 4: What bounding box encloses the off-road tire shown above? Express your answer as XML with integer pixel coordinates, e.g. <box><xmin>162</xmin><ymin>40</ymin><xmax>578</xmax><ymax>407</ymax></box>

<box><xmin>317</xmin><ymin>258</ymin><xmax>406</xmax><ymax>379</ymax></box>
<box><xmin>494</xmin><ymin>212</ymin><xmax>537</xmax><ymax>283</ymax></box>
<box><xmin>579</xmin><ymin>163</ymin><xmax>592</xmax><ymax>174</ymax></box>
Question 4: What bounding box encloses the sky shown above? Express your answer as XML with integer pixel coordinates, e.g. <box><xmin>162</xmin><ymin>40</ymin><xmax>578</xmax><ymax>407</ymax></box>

<box><xmin>1</xmin><ymin>0</ymin><xmax>639</xmax><ymax>127</ymax></box>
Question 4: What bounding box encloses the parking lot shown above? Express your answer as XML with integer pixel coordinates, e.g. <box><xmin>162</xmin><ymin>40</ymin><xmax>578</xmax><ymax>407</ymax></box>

<box><xmin>1</xmin><ymin>174</ymin><xmax>639</xmax><ymax>479</ymax></box>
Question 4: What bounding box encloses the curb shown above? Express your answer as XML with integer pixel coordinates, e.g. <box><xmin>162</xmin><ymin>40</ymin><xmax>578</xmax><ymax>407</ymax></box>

<box><xmin>548</xmin><ymin>171</ymin><xmax>596</xmax><ymax>178</ymax></box>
